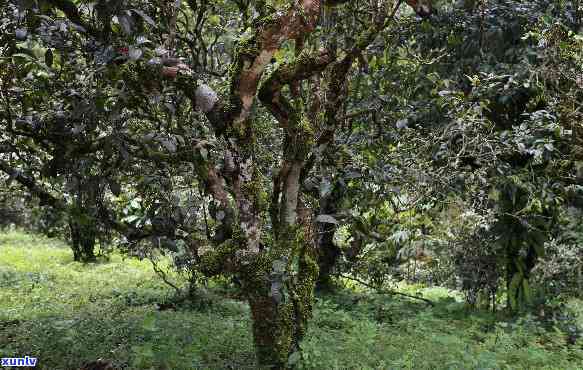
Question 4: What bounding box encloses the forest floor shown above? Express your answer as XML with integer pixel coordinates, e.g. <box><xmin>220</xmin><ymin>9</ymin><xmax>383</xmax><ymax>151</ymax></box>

<box><xmin>0</xmin><ymin>231</ymin><xmax>582</xmax><ymax>369</ymax></box>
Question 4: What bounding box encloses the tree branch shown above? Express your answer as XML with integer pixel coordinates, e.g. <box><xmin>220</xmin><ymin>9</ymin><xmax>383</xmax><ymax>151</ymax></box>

<box><xmin>45</xmin><ymin>0</ymin><xmax>99</xmax><ymax>37</ymax></box>
<box><xmin>337</xmin><ymin>273</ymin><xmax>435</xmax><ymax>306</ymax></box>
<box><xmin>0</xmin><ymin>159</ymin><xmax>65</xmax><ymax>209</ymax></box>
<box><xmin>259</xmin><ymin>49</ymin><xmax>333</xmax><ymax>128</ymax></box>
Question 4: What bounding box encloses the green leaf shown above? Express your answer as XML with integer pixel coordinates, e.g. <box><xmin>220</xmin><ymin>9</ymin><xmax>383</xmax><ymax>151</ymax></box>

<box><xmin>209</xmin><ymin>14</ymin><xmax>221</xmax><ymax>26</ymax></box>
<box><xmin>123</xmin><ymin>215</ymin><xmax>141</xmax><ymax>223</ymax></box>
<box><xmin>12</xmin><ymin>53</ymin><xmax>34</xmax><ymax>62</ymax></box>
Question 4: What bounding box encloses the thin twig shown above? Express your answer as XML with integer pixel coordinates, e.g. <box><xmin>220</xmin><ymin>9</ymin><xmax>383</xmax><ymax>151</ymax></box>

<box><xmin>149</xmin><ymin>256</ymin><xmax>182</xmax><ymax>294</ymax></box>
<box><xmin>337</xmin><ymin>273</ymin><xmax>435</xmax><ymax>306</ymax></box>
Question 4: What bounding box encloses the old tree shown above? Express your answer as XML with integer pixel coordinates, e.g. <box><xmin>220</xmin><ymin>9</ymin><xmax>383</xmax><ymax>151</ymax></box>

<box><xmin>0</xmin><ymin>0</ymin><xmax>436</xmax><ymax>367</ymax></box>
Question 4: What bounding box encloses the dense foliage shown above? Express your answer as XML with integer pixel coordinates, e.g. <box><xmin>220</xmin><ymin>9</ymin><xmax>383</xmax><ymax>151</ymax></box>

<box><xmin>1</xmin><ymin>0</ymin><xmax>581</xmax><ymax>368</ymax></box>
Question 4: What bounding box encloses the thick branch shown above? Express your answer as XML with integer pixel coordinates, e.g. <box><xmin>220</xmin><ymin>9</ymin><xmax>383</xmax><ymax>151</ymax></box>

<box><xmin>45</xmin><ymin>0</ymin><xmax>99</xmax><ymax>37</ymax></box>
<box><xmin>197</xmin><ymin>0</ymin><xmax>324</xmax><ymax>134</ymax></box>
<box><xmin>259</xmin><ymin>49</ymin><xmax>333</xmax><ymax>127</ymax></box>
<box><xmin>125</xmin><ymin>136</ymin><xmax>235</xmax><ymax>241</ymax></box>
<box><xmin>0</xmin><ymin>160</ymin><xmax>65</xmax><ymax>209</ymax></box>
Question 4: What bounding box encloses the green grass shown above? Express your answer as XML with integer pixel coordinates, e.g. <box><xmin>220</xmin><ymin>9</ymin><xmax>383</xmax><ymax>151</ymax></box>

<box><xmin>0</xmin><ymin>231</ymin><xmax>254</xmax><ymax>369</ymax></box>
<box><xmin>1</xmin><ymin>231</ymin><xmax>582</xmax><ymax>369</ymax></box>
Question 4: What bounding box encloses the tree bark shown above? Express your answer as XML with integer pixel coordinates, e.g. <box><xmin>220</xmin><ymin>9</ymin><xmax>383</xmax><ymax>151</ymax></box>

<box><xmin>315</xmin><ymin>183</ymin><xmax>343</xmax><ymax>291</ymax></box>
<box><xmin>316</xmin><ymin>222</ymin><xmax>340</xmax><ymax>290</ymax></box>
<box><xmin>69</xmin><ymin>216</ymin><xmax>97</xmax><ymax>263</ymax></box>
<box><xmin>170</xmin><ymin>1</ymin><xmax>418</xmax><ymax>366</ymax></box>
<box><xmin>242</xmin><ymin>224</ymin><xmax>317</xmax><ymax>369</ymax></box>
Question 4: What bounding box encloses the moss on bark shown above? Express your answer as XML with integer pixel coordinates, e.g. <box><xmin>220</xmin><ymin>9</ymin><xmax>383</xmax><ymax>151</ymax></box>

<box><xmin>241</xmin><ymin>226</ymin><xmax>318</xmax><ymax>369</ymax></box>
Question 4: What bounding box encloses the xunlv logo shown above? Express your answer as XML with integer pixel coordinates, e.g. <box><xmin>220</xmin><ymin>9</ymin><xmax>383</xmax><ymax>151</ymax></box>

<box><xmin>1</xmin><ymin>356</ymin><xmax>38</xmax><ymax>367</ymax></box>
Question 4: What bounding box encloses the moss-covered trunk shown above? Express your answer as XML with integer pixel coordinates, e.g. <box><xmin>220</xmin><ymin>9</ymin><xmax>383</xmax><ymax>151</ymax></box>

<box><xmin>505</xmin><ymin>243</ymin><xmax>538</xmax><ymax>310</ymax></box>
<box><xmin>242</xmin><ymin>228</ymin><xmax>318</xmax><ymax>369</ymax></box>
<box><xmin>248</xmin><ymin>294</ymin><xmax>298</xmax><ymax>368</ymax></box>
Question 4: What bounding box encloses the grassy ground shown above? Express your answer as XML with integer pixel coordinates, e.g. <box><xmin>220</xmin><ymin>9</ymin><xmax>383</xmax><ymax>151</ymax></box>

<box><xmin>0</xmin><ymin>231</ymin><xmax>582</xmax><ymax>369</ymax></box>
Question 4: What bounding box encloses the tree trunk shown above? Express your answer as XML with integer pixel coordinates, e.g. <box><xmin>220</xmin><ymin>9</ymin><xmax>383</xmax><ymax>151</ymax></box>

<box><xmin>69</xmin><ymin>218</ymin><xmax>97</xmax><ymax>263</ymax></box>
<box><xmin>248</xmin><ymin>295</ymin><xmax>297</xmax><ymax>368</ymax></box>
<box><xmin>315</xmin><ymin>180</ymin><xmax>344</xmax><ymax>290</ymax></box>
<box><xmin>316</xmin><ymin>222</ymin><xmax>340</xmax><ymax>291</ymax></box>
<box><xmin>506</xmin><ymin>242</ymin><xmax>538</xmax><ymax>310</ymax></box>
<box><xmin>243</xmin><ymin>234</ymin><xmax>318</xmax><ymax>369</ymax></box>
